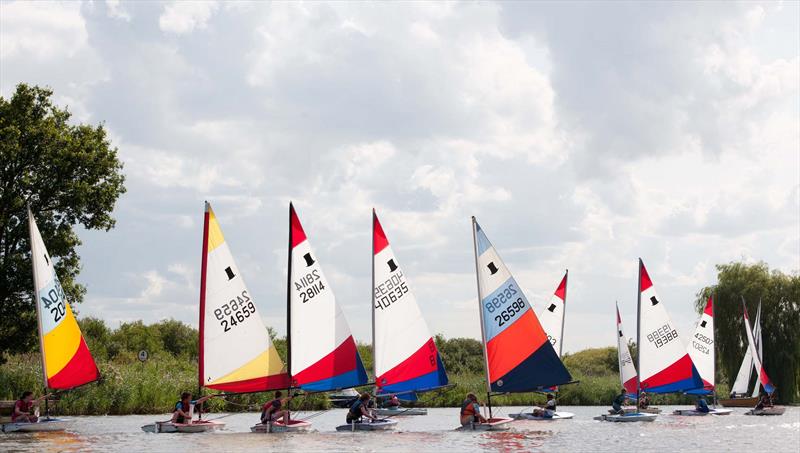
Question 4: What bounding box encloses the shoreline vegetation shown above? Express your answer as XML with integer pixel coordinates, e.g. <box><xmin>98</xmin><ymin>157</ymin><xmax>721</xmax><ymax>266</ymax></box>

<box><xmin>0</xmin><ymin>319</ymin><xmax>714</xmax><ymax>415</ymax></box>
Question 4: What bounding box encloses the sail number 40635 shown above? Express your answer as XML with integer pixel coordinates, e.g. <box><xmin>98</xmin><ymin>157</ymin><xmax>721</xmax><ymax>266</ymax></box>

<box><xmin>374</xmin><ymin>271</ymin><xmax>409</xmax><ymax>310</ymax></box>
<box><xmin>41</xmin><ymin>281</ymin><xmax>67</xmax><ymax>323</ymax></box>
<box><xmin>214</xmin><ymin>290</ymin><xmax>256</xmax><ymax>332</ymax></box>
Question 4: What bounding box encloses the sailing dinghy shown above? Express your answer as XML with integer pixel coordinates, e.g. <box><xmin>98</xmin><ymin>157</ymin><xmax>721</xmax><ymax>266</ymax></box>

<box><xmin>673</xmin><ymin>296</ymin><xmax>731</xmax><ymax>416</ymax></box>
<box><xmin>510</xmin><ymin>272</ymin><xmax>574</xmax><ymax>420</ymax></box>
<box><xmin>2</xmin><ymin>208</ymin><xmax>101</xmax><ymax>433</ymax></box>
<box><xmin>371</xmin><ymin>210</ymin><xmax>448</xmax><ymax>417</ymax></box>
<box><xmin>464</xmin><ymin>218</ymin><xmax>572</xmax><ymax>430</ymax></box>
<box><xmin>285</xmin><ymin>205</ymin><xmax>395</xmax><ymax>432</ymax></box>
<box><xmin>719</xmin><ymin>301</ymin><xmax>763</xmax><ymax>407</ymax></box>
<box><xmin>739</xmin><ymin>301</ymin><xmax>784</xmax><ymax>416</ymax></box>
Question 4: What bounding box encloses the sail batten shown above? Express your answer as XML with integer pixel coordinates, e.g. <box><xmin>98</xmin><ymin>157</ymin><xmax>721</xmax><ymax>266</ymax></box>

<box><xmin>372</xmin><ymin>211</ymin><xmax>448</xmax><ymax>395</ymax></box>
<box><xmin>29</xmin><ymin>207</ymin><xmax>99</xmax><ymax>390</ymax></box>
<box><xmin>471</xmin><ymin>218</ymin><xmax>571</xmax><ymax>393</ymax></box>
<box><xmin>288</xmin><ymin>204</ymin><xmax>368</xmax><ymax>392</ymax></box>
<box><xmin>199</xmin><ymin>203</ymin><xmax>288</xmax><ymax>393</ymax></box>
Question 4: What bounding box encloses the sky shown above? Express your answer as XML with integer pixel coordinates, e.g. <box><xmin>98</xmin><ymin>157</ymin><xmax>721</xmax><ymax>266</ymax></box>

<box><xmin>1</xmin><ymin>1</ymin><xmax>798</xmax><ymax>354</ymax></box>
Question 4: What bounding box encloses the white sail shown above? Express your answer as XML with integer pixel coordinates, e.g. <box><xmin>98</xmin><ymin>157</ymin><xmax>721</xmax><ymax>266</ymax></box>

<box><xmin>199</xmin><ymin>202</ymin><xmax>288</xmax><ymax>392</ymax></box>
<box><xmin>750</xmin><ymin>302</ymin><xmax>763</xmax><ymax>398</ymax></box>
<box><xmin>686</xmin><ymin>296</ymin><xmax>714</xmax><ymax>391</ymax></box>
<box><xmin>616</xmin><ymin>303</ymin><xmax>638</xmax><ymax>395</ymax></box>
<box><xmin>538</xmin><ymin>272</ymin><xmax>568</xmax><ymax>357</ymax></box>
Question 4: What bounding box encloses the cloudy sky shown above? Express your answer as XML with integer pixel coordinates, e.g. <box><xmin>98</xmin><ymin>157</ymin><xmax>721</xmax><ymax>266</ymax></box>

<box><xmin>2</xmin><ymin>1</ymin><xmax>798</xmax><ymax>353</ymax></box>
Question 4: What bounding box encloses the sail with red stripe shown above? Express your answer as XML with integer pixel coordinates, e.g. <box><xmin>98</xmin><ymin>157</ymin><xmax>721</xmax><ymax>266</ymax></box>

<box><xmin>288</xmin><ymin>204</ymin><xmax>368</xmax><ymax>391</ymax></box>
<box><xmin>616</xmin><ymin>303</ymin><xmax>638</xmax><ymax>396</ymax></box>
<box><xmin>372</xmin><ymin>210</ymin><xmax>448</xmax><ymax>397</ymax></box>
<box><xmin>538</xmin><ymin>271</ymin><xmax>568</xmax><ymax>357</ymax></box>
<box><xmin>199</xmin><ymin>202</ymin><xmax>289</xmax><ymax>392</ymax></box>
<box><xmin>742</xmin><ymin>301</ymin><xmax>775</xmax><ymax>395</ymax></box>
<box><xmin>637</xmin><ymin>259</ymin><xmax>702</xmax><ymax>393</ymax></box>
<box><xmin>685</xmin><ymin>296</ymin><xmax>715</xmax><ymax>394</ymax></box>
<box><xmin>471</xmin><ymin>218</ymin><xmax>571</xmax><ymax>392</ymax></box>
<box><xmin>29</xmin><ymin>207</ymin><xmax>100</xmax><ymax>390</ymax></box>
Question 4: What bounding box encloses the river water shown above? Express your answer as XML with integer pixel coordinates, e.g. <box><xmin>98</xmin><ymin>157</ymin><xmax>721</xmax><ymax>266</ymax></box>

<box><xmin>2</xmin><ymin>406</ymin><xmax>798</xmax><ymax>452</ymax></box>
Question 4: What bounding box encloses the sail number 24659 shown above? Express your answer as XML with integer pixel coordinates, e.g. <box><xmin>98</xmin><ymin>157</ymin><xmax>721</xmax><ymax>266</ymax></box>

<box><xmin>213</xmin><ymin>291</ymin><xmax>256</xmax><ymax>332</ymax></box>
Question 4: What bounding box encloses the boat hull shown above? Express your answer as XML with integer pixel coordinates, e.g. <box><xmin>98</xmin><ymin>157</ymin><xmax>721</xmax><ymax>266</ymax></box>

<box><xmin>456</xmin><ymin>417</ymin><xmax>513</xmax><ymax>431</ymax></box>
<box><xmin>718</xmin><ymin>397</ymin><xmax>759</xmax><ymax>407</ymax></box>
<box><xmin>1</xmin><ymin>418</ymin><xmax>74</xmax><ymax>433</ymax></box>
<box><xmin>375</xmin><ymin>407</ymin><xmax>427</xmax><ymax>416</ymax></box>
<box><xmin>250</xmin><ymin>419</ymin><xmax>313</xmax><ymax>433</ymax></box>
<box><xmin>673</xmin><ymin>408</ymin><xmax>732</xmax><ymax>416</ymax></box>
<box><xmin>509</xmin><ymin>411</ymin><xmax>574</xmax><ymax>420</ymax></box>
<box><xmin>745</xmin><ymin>406</ymin><xmax>785</xmax><ymax>416</ymax></box>
<box><xmin>594</xmin><ymin>413</ymin><xmax>657</xmax><ymax>422</ymax></box>
<box><xmin>141</xmin><ymin>420</ymin><xmax>225</xmax><ymax>433</ymax></box>
<box><xmin>610</xmin><ymin>407</ymin><xmax>661</xmax><ymax>415</ymax></box>
<box><xmin>335</xmin><ymin>419</ymin><xmax>398</xmax><ymax>431</ymax></box>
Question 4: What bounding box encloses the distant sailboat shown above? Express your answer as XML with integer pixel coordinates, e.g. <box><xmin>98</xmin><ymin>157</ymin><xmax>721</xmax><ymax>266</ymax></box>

<box><xmin>371</xmin><ymin>210</ymin><xmax>448</xmax><ymax>416</ymax></box>
<box><xmin>741</xmin><ymin>301</ymin><xmax>784</xmax><ymax>416</ymax></box>
<box><xmin>468</xmin><ymin>218</ymin><xmax>572</xmax><ymax>429</ymax></box>
<box><xmin>538</xmin><ymin>271</ymin><xmax>568</xmax><ymax>357</ymax></box>
<box><xmin>720</xmin><ymin>301</ymin><xmax>763</xmax><ymax>407</ymax></box>
<box><xmin>615</xmin><ymin>303</ymin><xmax>638</xmax><ymax>397</ymax></box>
<box><xmin>2</xmin><ymin>208</ymin><xmax>101</xmax><ymax>433</ymax></box>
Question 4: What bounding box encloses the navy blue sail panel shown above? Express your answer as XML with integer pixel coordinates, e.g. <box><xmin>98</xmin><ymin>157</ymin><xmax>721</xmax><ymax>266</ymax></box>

<box><xmin>490</xmin><ymin>343</ymin><xmax>572</xmax><ymax>393</ymax></box>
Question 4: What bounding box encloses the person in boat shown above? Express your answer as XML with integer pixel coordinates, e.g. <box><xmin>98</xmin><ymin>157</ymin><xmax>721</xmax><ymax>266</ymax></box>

<box><xmin>383</xmin><ymin>394</ymin><xmax>401</xmax><ymax>408</ymax></box>
<box><xmin>260</xmin><ymin>390</ymin><xmax>294</xmax><ymax>425</ymax></box>
<box><xmin>611</xmin><ymin>389</ymin><xmax>628</xmax><ymax>415</ymax></box>
<box><xmin>172</xmin><ymin>392</ymin><xmax>213</xmax><ymax>424</ymax></box>
<box><xmin>346</xmin><ymin>393</ymin><xmax>379</xmax><ymax>424</ymax></box>
<box><xmin>533</xmin><ymin>393</ymin><xmax>557</xmax><ymax>418</ymax></box>
<box><xmin>11</xmin><ymin>391</ymin><xmax>48</xmax><ymax>423</ymax></box>
<box><xmin>754</xmin><ymin>393</ymin><xmax>773</xmax><ymax>411</ymax></box>
<box><xmin>695</xmin><ymin>395</ymin><xmax>710</xmax><ymax>413</ymax></box>
<box><xmin>460</xmin><ymin>393</ymin><xmax>488</xmax><ymax>426</ymax></box>
<box><xmin>638</xmin><ymin>391</ymin><xmax>650</xmax><ymax>410</ymax></box>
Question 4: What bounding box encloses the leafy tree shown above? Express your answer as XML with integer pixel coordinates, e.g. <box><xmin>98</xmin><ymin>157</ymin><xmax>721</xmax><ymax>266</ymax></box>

<box><xmin>154</xmin><ymin>319</ymin><xmax>198</xmax><ymax>359</ymax></box>
<box><xmin>0</xmin><ymin>84</ymin><xmax>126</xmax><ymax>359</ymax></box>
<box><xmin>434</xmin><ymin>335</ymin><xmax>484</xmax><ymax>375</ymax></box>
<box><xmin>696</xmin><ymin>261</ymin><xmax>800</xmax><ymax>403</ymax></box>
<box><xmin>79</xmin><ymin>317</ymin><xmax>112</xmax><ymax>361</ymax></box>
<box><xmin>107</xmin><ymin>321</ymin><xmax>164</xmax><ymax>359</ymax></box>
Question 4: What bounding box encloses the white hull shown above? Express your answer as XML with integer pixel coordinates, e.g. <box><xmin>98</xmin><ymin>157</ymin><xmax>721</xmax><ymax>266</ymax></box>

<box><xmin>250</xmin><ymin>420</ymin><xmax>313</xmax><ymax>433</ymax></box>
<box><xmin>335</xmin><ymin>419</ymin><xmax>398</xmax><ymax>431</ymax></box>
<box><xmin>594</xmin><ymin>413</ymin><xmax>657</xmax><ymax>422</ymax></box>
<box><xmin>456</xmin><ymin>417</ymin><xmax>513</xmax><ymax>431</ymax></box>
<box><xmin>2</xmin><ymin>418</ymin><xmax>74</xmax><ymax>433</ymax></box>
<box><xmin>375</xmin><ymin>407</ymin><xmax>427</xmax><ymax>416</ymax></box>
<box><xmin>745</xmin><ymin>406</ymin><xmax>785</xmax><ymax>416</ymax></box>
<box><xmin>509</xmin><ymin>411</ymin><xmax>574</xmax><ymax>420</ymax></box>
<box><xmin>673</xmin><ymin>408</ymin><xmax>732</xmax><ymax>416</ymax></box>
<box><xmin>612</xmin><ymin>406</ymin><xmax>661</xmax><ymax>414</ymax></box>
<box><xmin>141</xmin><ymin>420</ymin><xmax>225</xmax><ymax>433</ymax></box>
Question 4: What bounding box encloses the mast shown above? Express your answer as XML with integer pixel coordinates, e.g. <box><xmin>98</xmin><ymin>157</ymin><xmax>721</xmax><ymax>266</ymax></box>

<box><xmin>471</xmin><ymin>217</ymin><xmax>492</xmax><ymax>418</ymax></box>
<box><xmin>559</xmin><ymin>269</ymin><xmax>568</xmax><ymax>358</ymax></box>
<box><xmin>711</xmin><ymin>294</ymin><xmax>717</xmax><ymax>406</ymax></box>
<box><xmin>371</xmin><ymin>209</ymin><xmax>377</xmax><ymax>396</ymax></box>
<box><xmin>636</xmin><ymin>258</ymin><xmax>642</xmax><ymax>409</ymax></box>
<box><xmin>287</xmin><ymin>203</ymin><xmax>294</xmax><ymax>420</ymax></box>
<box><xmin>28</xmin><ymin>206</ymin><xmax>49</xmax><ymax>408</ymax></box>
<box><xmin>197</xmin><ymin>202</ymin><xmax>211</xmax><ymax>419</ymax></box>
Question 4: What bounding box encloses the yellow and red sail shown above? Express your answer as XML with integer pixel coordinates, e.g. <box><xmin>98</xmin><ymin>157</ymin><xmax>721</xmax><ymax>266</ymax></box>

<box><xmin>28</xmin><ymin>208</ymin><xmax>99</xmax><ymax>390</ymax></box>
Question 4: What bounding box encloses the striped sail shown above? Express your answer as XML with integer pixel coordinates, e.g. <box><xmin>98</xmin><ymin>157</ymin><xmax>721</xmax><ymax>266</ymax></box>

<box><xmin>288</xmin><ymin>204</ymin><xmax>367</xmax><ymax>391</ymax></box>
<box><xmin>637</xmin><ymin>259</ymin><xmax>702</xmax><ymax>393</ymax></box>
<box><xmin>742</xmin><ymin>301</ymin><xmax>775</xmax><ymax>394</ymax></box>
<box><xmin>685</xmin><ymin>296</ymin><xmax>715</xmax><ymax>394</ymax></box>
<box><xmin>538</xmin><ymin>271</ymin><xmax>568</xmax><ymax>357</ymax></box>
<box><xmin>28</xmin><ymin>207</ymin><xmax>99</xmax><ymax>390</ymax></box>
<box><xmin>372</xmin><ymin>211</ymin><xmax>448</xmax><ymax>396</ymax></box>
<box><xmin>616</xmin><ymin>303</ymin><xmax>638</xmax><ymax>396</ymax></box>
<box><xmin>472</xmin><ymin>218</ymin><xmax>571</xmax><ymax>393</ymax></box>
<box><xmin>199</xmin><ymin>202</ymin><xmax>289</xmax><ymax>392</ymax></box>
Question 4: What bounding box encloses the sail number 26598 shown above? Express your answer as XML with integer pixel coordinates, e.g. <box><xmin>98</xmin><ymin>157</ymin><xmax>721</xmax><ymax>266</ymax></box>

<box><xmin>213</xmin><ymin>291</ymin><xmax>256</xmax><ymax>332</ymax></box>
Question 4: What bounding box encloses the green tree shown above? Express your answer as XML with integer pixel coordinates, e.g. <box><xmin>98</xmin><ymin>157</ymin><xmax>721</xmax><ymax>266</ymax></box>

<box><xmin>107</xmin><ymin>321</ymin><xmax>165</xmax><ymax>359</ymax></box>
<box><xmin>154</xmin><ymin>319</ymin><xmax>198</xmax><ymax>359</ymax></box>
<box><xmin>79</xmin><ymin>317</ymin><xmax>112</xmax><ymax>361</ymax></box>
<box><xmin>696</xmin><ymin>261</ymin><xmax>800</xmax><ymax>403</ymax></box>
<box><xmin>0</xmin><ymin>84</ymin><xmax>126</xmax><ymax>359</ymax></box>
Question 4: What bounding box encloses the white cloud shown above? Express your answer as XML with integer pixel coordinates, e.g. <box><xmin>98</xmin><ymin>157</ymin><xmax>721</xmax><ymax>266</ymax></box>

<box><xmin>159</xmin><ymin>1</ymin><xmax>218</xmax><ymax>34</ymax></box>
<box><xmin>0</xmin><ymin>1</ymin><xmax>87</xmax><ymax>60</ymax></box>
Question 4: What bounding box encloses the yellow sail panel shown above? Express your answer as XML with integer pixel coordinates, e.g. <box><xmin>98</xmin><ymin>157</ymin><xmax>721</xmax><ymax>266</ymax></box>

<box><xmin>42</xmin><ymin>304</ymin><xmax>82</xmax><ymax>377</ymax></box>
<box><xmin>206</xmin><ymin>207</ymin><xmax>226</xmax><ymax>254</ymax></box>
<box><xmin>207</xmin><ymin>346</ymin><xmax>286</xmax><ymax>386</ymax></box>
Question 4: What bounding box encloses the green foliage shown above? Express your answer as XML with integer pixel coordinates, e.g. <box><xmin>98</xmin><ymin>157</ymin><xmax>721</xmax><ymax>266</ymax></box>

<box><xmin>434</xmin><ymin>335</ymin><xmax>484</xmax><ymax>375</ymax></box>
<box><xmin>696</xmin><ymin>261</ymin><xmax>800</xmax><ymax>403</ymax></box>
<box><xmin>0</xmin><ymin>83</ymin><xmax>126</xmax><ymax>360</ymax></box>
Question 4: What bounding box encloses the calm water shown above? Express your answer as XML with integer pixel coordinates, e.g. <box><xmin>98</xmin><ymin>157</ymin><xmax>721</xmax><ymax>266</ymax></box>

<box><xmin>2</xmin><ymin>406</ymin><xmax>798</xmax><ymax>452</ymax></box>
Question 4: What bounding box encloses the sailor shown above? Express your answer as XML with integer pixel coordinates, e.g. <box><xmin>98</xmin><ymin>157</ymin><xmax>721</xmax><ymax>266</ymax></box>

<box><xmin>261</xmin><ymin>390</ymin><xmax>293</xmax><ymax>425</ymax></box>
<box><xmin>695</xmin><ymin>395</ymin><xmax>710</xmax><ymax>413</ymax></box>
<box><xmin>11</xmin><ymin>391</ymin><xmax>47</xmax><ymax>423</ymax></box>
<box><xmin>543</xmin><ymin>393</ymin><xmax>557</xmax><ymax>417</ymax></box>
<box><xmin>460</xmin><ymin>393</ymin><xmax>488</xmax><ymax>426</ymax></box>
<box><xmin>638</xmin><ymin>391</ymin><xmax>650</xmax><ymax>409</ymax></box>
<box><xmin>171</xmin><ymin>392</ymin><xmax>213</xmax><ymax>424</ymax></box>
<box><xmin>611</xmin><ymin>388</ymin><xmax>628</xmax><ymax>415</ymax></box>
<box><xmin>346</xmin><ymin>393</ymin><xmax>378</xmax><ymax>424</ymax></box>
<box><xmin>384</xmin><ymin>394</ymin><xmax>401</xmax><ymax>408</ymax></box>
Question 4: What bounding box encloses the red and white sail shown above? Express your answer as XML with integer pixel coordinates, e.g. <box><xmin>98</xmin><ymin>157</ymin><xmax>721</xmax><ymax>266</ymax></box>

<box><xmin>616</xmin><ymin>303</ymin><xmax>638</xmax><ymax>396</ymax></box>
<box><xmin>538</xmin><ymin>271</ymin><xmax>568</xmax><ymax>357</ymax></box>
<box><xmin>742</xmin><ymin>301</ymin><xmax>775</xmax><ymax>395</ymax></box>
<box><xmin>199</xmin><ymin>202</ymin><xmax>288</xmax><ymax>392</ymax></box>
<box><xmin>372</xmin><ymin>211</ymin><xmax>448</xmax><ymax>395</ymax></box>
<box><xmin>288</xmin><ymin>204</ymin><xmax>367</xmax><ymax>391</ymax></box>
<box><xmin>686</xmin><ymin>296</ymin><xmax>715</xmax><ymax>392</ymax></box>
<box><xmin>637</xmin><ymin>259</ymin><xmax>701</xmax><ymax>393</ymax></box>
